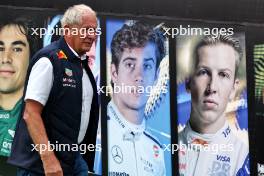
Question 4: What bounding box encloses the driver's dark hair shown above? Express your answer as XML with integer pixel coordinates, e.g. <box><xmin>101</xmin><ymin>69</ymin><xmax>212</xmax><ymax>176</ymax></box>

<box><xmin>0</xmin><ymin>17</ymin><xmax>40</xmax><ymax>58</ymax></box>
<box><xmin>111</xmin><ymin>21</ymin><xmax>166</xmax><ymax>71</ymax></box>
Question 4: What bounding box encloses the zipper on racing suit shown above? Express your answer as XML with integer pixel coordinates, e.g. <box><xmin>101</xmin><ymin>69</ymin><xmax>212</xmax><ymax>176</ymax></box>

<box><xmin>186</xmin><ymin>143</ymin><xmax>201</xmax><ymax>176</ymax></box>
<box><xmin>131</xmin><ymin>132</ymin><xmax>139</xmax><ymax>176</ymax></box>
<box><xmin>192</xmin><ymin>148</ymin><xmax>201</xmax><ymax>176</ymax></box>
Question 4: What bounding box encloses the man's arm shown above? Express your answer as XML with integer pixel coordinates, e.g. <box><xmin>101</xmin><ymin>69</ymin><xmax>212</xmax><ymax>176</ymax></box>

<box><xmin>23</xmin><ymin>57</ymin><xmax>62</xmax><ymax>175</ymax></box>
<box><xmin>23</xmin><ymin>99</ymin><xmax>63</xmax><ymax>176</ymax></box>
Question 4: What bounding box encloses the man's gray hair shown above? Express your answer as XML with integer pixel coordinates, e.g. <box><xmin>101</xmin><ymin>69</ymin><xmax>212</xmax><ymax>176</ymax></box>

<box><xmin>61</xmin><ymin>4</ymin><xmax>96</xmax><ymax>27</ymax></box>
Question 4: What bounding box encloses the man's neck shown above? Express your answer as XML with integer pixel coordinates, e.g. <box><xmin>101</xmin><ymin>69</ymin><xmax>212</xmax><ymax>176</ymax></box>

<box><xmin>64</xmin><ymin>37</ymin><xmax>82</xmax><ymax>57</ymax></box>
<box><xmin>0</xmin><ymin>89</ymin><xmax>23</xmax><ymax>110</ymax></box>
<box><xmin>112</xmin><ymin>97</ymin><xmax>144</xmax><ymax>125</ymax></box>
<box><xmin>189</xmin><ymin>112</ymin><xmax>226</xmax><ymax>134</ymax></box>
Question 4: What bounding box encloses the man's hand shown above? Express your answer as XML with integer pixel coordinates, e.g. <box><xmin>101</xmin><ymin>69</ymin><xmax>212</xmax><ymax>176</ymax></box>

<box><xmin>41</xmin><ymin>152</ymin><xmax>63</xmax><ymax>176</ymax></box>
<box><xmin>23</xmin><ymin>99</ymin><xmax>63</xmax><ymax>176</ymax></box>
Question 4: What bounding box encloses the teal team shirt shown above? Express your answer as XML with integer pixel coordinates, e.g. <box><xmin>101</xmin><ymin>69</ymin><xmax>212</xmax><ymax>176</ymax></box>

<box><xmin>0</xmin><ymin>99</ymin><xmax>22</xmax><ymax>156</ymax></box>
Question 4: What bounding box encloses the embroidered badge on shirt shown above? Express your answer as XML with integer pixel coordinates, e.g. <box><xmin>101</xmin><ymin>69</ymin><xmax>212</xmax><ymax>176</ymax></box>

<box><xmin>65</xmin><ymin>68</ymin><xmax>73</xmax><ymax>77</ymax></box>
<box><xmin>57</xmin><ymin>50</ymin><xmax>67</xmax><ymax>60</ymax></box>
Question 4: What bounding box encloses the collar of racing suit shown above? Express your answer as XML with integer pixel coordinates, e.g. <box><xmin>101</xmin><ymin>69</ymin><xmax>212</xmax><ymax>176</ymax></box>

<box><xmin>183</xmin><ymin>121</ymin><xmax>232</xmax><ymax>146</ymax></box>
<box><xmin>108</xmin><ymin>100</ymin><xmax>146</xmax><ymax>141</ymax></box>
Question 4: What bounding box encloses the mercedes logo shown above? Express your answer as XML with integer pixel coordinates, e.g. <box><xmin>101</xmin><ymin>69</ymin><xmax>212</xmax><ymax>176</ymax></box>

<box><xmin>111</xmin><ymin>145</ymin><xmax>123</xmax><ymax>164</ymax></box>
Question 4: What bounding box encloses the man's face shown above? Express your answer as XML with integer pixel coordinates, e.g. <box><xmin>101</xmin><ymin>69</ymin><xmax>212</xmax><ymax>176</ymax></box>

<box><xmin>188</xmin><ymin>44</ymin><xmax>239</xmax><ymax>126</ymax></box>
<box><xmin>111</xmin><ymin>42</ymin><xmax>157</xmax><ymax>110</ymax></box>
<box><xmin>0</xmin><ymin>25</ymin><xmax>30</xmax><ymax>94</ymax></box>
<box><xmin>70</xmin><ymin>13</ymin><xmax>97</xmax><ymax>55</ymax></box>
<box><xmin>86</xmin><ymin>41</ymin><xmax>96</xmax><ymax>70</ymax></box>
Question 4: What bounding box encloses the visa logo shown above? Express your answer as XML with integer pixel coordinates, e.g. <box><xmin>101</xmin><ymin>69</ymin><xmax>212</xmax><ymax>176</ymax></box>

<box><xmin>217</xmin><ymin>155</ymin><xmax>230</xmax><ymax>162</ymax></box>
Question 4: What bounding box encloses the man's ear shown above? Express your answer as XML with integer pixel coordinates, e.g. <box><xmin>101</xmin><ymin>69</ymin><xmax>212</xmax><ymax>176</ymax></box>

<box><xmin>229</xmin><ymin>78</ymin><xmax>239</xmax><ymax>100</ymax></box>
<box><xmin>185</xmin><ymin>78</ymin><xmax>191</xmax><ymax>93</ymax></box>
<box><xmin>111</xmin><ymin>64</ymin><xmax>118</xmax><ymax>84</ymax></box>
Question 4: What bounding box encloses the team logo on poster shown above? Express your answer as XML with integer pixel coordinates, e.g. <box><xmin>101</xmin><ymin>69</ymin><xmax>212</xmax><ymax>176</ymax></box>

<box><xmin>208</xmin><ymin>161</ymin><xmax>231</xmax><ymax>176</ymax></box>
<box><xmin>153</xmin><ymin>144</ymin><xmax>159</xmax><ymax>158</ymax></box>
<box><xmin>111</xmin><ymin>145</ymin><xmax>123</xmax><ymax>164</ymax></box>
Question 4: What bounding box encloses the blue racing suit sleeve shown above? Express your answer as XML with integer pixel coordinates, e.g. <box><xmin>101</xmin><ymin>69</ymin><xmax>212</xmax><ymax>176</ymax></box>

<box><xmin>236</xmin><ymin>154</ymin><xmax>250</xmax><ymax>176</ymax></box>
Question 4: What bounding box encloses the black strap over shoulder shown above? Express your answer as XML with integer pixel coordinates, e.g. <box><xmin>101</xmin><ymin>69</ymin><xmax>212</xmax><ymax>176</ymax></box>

<box><xmin>81</xmin><ymin>56</ymin><xmax>100</xmax><ymax>172</ymax></box>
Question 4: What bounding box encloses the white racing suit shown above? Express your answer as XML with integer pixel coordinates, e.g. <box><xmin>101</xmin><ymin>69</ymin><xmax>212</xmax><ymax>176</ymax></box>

<box><xmin>178</xmin><ymin>121</ymin><xmax>250</xmax><ymax>176</ymax></box>
<box><xmin>107</xmin><ymin>100</ymin><xmax>166</xmax><ymax>176</ymax></box>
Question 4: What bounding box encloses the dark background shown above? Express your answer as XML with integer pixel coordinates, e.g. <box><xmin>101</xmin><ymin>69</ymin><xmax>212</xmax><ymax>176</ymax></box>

<box><xmin>0</xmin><ymin>0</ymin><xmax>264</xmax><ymax>24</ymax></box>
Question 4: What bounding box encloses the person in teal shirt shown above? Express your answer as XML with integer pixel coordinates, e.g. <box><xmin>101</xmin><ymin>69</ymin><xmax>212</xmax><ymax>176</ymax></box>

<box><xmin>0</xmin><ymin>17</ymin><xmax>39</xmax><ymax>175</ymax></box>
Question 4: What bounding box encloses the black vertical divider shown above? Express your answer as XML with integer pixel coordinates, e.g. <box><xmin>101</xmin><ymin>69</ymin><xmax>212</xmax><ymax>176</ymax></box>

<box><xmin>168</xmin><ymin>30</ymin><xmax>178</xmax><ymax>176</ymax></box>
<box><xmin>245</xmin><ymin>26</ymin><xmax>262</xmax><ymax>176</ymax></box>
<box><xmin>99</xmin><ymin>16</ymin><xmax>108</xmax><ymax>176</ymax></box>
<box><xmin>245</xmin><ymin>26</ymin><xmax>257</xmax><ymax>176</ymax></box>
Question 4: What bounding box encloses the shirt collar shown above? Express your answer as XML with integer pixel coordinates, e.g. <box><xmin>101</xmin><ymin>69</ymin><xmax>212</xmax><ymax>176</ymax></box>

<box><xmin>66</xmin><ymin>43</ymin><xmax>86</xmax><ymax>60</ymax></box>
<box><xmin>108</xmin><ymin>100</ymin><xmax>146</xmax><ymax>134</ymax></box>
<box><xmin>184</xmin><ymin>120</ymin><xmax>231</xmax><ymax>145</ymax></box>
